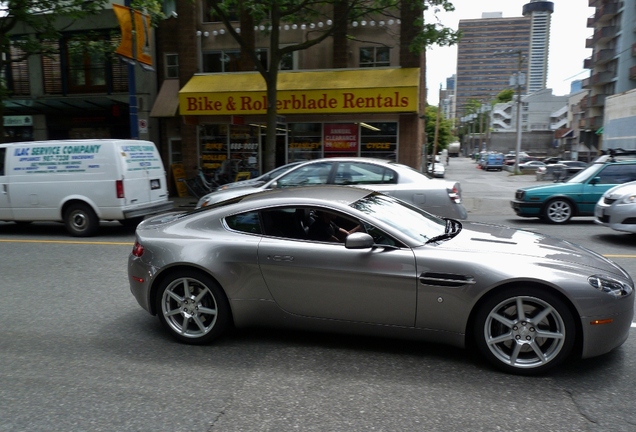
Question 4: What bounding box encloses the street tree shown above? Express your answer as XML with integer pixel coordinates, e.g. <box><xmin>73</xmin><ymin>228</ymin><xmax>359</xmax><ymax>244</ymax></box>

<box><xmin>424</xmin><ymin>104</ymin><xmax>452</xmax><ymax>156</ymax></box>
<box><xmin>207</xmin><ymin>0</ymin><xmax>459</xmax><ymax>171</ymax></box>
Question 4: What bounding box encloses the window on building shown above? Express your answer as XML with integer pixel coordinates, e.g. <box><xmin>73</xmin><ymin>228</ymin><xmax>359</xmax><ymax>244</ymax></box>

<box><xmin>165</xmin><ymin>53</ymin><xmax>179</xmax><ymax>78</ymax></box>
<box><xmin>4</xmin><ymin>42</ymin><xmax>30</xmax><ymax>96</ymax></box>
<box><xmin>42</xmin><ymin>35</ymin><xmax>127</xmax><ymax>95</ymax></box>
<box><xmin>203</xmin><ymin>49</ymin><xmax>267</xmax><ymax>72</ymax></box>
<box><xmin>359</xmin><ymin>47</ymin><xmax>390</xmax><ymax>67</ymax></box>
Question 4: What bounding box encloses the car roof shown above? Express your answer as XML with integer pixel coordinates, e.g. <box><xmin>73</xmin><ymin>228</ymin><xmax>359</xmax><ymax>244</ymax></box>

<box><xmin>238</xmin><ymin>184</ymin><xmax>373</xmax><ymax>206</ymax></box>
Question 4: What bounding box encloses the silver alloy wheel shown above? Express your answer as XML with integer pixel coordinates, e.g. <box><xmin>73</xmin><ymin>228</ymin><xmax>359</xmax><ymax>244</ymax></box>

<box><xmin>545</xmin><ymin>199</ymin><xmax>572</xmax><ymax>223</ymax></box>
<box><xmin>160</xmin><ymin>277</ymin><xmax>219</xmax><ymax>339</ymax></box>
<box><xmin>483</xmin><ymin>295</ymin><xmax>567</xmax><ymax>370</ymax></box>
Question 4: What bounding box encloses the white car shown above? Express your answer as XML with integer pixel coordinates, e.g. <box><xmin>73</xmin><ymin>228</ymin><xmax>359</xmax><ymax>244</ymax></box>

<box><xmin>428</xmin><ymin>163</ymin><xmax>445</xmax><ymax>178</ymax></box>
<box><xmin>196</xmin><ymin>157</ymin><xmax>467</xmax><ymax>220</ymax></box>
<box><xmin>595</xmin><ymin>180</ymin><xmax>636</xmax><ymax>233</ymax></box>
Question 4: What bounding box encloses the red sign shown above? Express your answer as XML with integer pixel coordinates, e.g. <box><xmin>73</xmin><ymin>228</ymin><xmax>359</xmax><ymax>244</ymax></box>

<box><xmin>324</xmin><ymin>123</ymin><xmax>358</xmax><ymax>152</ymax></box>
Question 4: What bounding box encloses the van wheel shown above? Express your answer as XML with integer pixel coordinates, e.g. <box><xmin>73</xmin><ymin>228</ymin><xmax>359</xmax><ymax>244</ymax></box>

<box><xmin>64</xmin><ymin>203</ymin><xmax>98</xmax><ymax>237</ymax></box>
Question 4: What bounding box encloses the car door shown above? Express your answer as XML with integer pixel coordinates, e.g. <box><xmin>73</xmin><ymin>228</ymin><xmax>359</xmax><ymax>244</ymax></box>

<box><xmin>580</xmin><ymin>164</ymin><xmax>636</xmax><ymax>214</ymax></box>
<box><xmin>0</xmin><ymin>147</ymin><xmax>12</xmax><ymax>220</ymax></box>
<box><xmin>257</xmin><ymin>206</ymin><xmax>417</xmax><ymax>326</ymax></box>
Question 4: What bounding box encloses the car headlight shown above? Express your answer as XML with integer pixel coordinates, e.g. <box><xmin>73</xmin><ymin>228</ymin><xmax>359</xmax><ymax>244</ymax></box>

<box><xmin>588</xmin><ymin>275</ymin><xmax>633</xmax><ymax>297</ymax></box>
<box><xmin>196</xmin><ymin>197</ymin><xmax>210</xmax><ymax>208</ymax></box>
<box><xmin>619</xmin><ymin>194</ymin><xmax>636</xmax><ymax>204</ymax></box>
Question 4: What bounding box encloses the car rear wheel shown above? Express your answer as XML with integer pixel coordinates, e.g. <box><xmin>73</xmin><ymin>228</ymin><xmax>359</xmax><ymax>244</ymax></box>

<box><xmin>474</xmin><ymin>287</ymin><xmax>575</xmax><ymax>375</ymax></box>
<box><xmin>63</xmin><ymin>203</ymin><xmax>99</xmax><ymax>237</ymax></box>
<box><xmin>155</xmin><ymin>270</ymin><xmax>230</xmax><ymax>345</ymax></box>
<box><xmin>543</xmin><ymin>199</ymin><xmax>572</xmax><ymax>224</ymax></box>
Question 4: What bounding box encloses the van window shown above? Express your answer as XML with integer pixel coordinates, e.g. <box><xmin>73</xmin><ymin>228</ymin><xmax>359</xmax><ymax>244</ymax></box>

<box><xmin>0</xmin><ymin>148</ymin><xmax>5</xmax><ymax>176</ymax></box>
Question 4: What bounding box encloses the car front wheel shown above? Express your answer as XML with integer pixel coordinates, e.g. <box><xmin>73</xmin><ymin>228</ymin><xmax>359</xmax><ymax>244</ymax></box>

<box><xmin>63</xmin><ymin>203</ymin><xmax>98</xmax><ymax>237</ymax></box>
<box><xmin>474</xmin><ymin>287</ymin><xmax>576</xmax><ymax>375</ymax></box>
<box><xmin>543</xmin><ymin>199</ymin><xmax>573</xmax><ymax>223</ymax></box>
<box><xmin>155</xmin><ymin>271</ymin><xmax>230</xmax><ymax>345</ymax></box>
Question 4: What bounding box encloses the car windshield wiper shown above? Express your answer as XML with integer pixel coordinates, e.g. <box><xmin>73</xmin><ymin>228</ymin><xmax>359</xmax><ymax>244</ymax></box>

<box><xmin>425</xmin><ymin>218</ymin><xmax>461</xmax><ymax>244</ymax></box>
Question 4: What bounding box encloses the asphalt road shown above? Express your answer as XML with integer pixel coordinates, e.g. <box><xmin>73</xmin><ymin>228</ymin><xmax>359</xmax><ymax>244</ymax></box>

<box><xmin>0</xmin><ymin>159</ymin><xmax>635</xmax><ymax>431</ymax></box>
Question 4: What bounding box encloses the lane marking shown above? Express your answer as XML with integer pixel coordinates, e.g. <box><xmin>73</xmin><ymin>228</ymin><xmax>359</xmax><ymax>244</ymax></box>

<box><xmin>0</xmin><ymin>239</ymin><xmax>132</xmax><ymax>246</ymax></box>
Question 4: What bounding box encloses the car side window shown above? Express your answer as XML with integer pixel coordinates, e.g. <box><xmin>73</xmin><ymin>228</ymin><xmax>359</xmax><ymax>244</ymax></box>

<box><xmin>225</xmin><ymin>211</ymin><xmax>262</xmax><ymax>234</ymax></box>
<box><xmin>334</xmin><ymin>162</ymin><xmax>397</xmax><ymax>185</ymax></box>
<box><xmin>276</xmin><ymin>162</ymin><xmax>332</xmax><ymax>187</ymax></box>
<box><xmin>0</xmin><ymin>148</ymin><xmax>5</xmax><ymax>176</ymax></box>
<box><xmin>596</xmin><ymin>164</ymin><xmax>636</xmax><ymax>185</ymax></box>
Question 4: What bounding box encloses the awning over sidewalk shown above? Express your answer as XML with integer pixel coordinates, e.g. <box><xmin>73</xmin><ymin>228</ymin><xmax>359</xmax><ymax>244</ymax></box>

<box><xmin>150</xmin><ymin>79</ymin><xmax>180</xmax><ymax>117</ymax></box>
<box><xmin>178</xmin><ymin>68</ymin><xmax>420</xmax><ymax>116</ymax></box>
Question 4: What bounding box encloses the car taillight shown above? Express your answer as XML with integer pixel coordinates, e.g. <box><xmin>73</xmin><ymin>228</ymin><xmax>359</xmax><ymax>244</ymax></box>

<box><xmin>132</xmin><ymin>241</ymin><xmax>144</xmax><ymax>257</ymax></box>
<box><xmin>448</xmin><ymin>186</ymin><xmax>461</xmax><ymax>203</ymax></box>
<box><xmin>116</xmin><ymin>180</ymin><xmax>125</xmax><ymax>199</ymax></box>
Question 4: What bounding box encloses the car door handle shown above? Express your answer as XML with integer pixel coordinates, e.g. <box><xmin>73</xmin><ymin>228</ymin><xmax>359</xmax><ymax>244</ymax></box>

<box><xmin>269</xmin><ymin>255</ymin><xmax>294</xmax><ymax>262</ymax></box>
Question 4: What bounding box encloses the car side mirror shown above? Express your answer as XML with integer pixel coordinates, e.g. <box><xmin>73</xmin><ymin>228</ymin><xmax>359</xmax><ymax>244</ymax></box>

<box><xmin>345</xmin><ymin>232</ymin><xmax>375</xmax><ymax>249</ymax></box>
<box><xmin>591</xmin><ymin>176</ymin><xmax>600</xmax><ymax>185</ymax></box>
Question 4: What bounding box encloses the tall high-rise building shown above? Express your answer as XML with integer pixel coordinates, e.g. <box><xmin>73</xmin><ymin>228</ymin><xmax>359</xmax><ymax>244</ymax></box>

<box><xmin>455</xmin><ymin>13</ymin><xmax>531</xmax><ymax>119</ymax></box>
<box><xmin>455</xmin><ymin>3</ymin><xmax>553</xmax><ymax>122</ymax></box>
<box><xmin>523</xmin><ymin>1</ymin><xmax>555</xmax><ymax>94</ymax></box>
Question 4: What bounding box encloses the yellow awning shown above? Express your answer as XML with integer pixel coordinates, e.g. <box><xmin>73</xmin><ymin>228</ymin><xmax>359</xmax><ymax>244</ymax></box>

<box><xmin>179</xmin><ymin>68</ymin><xmax>420</xmax><ymax>116</ymax></box>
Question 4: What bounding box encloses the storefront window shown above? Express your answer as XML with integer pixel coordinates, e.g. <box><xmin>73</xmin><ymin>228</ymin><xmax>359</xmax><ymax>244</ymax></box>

<box><xmin>288</xmin><ymin>123</ymin><xmax>322</xmax><ymax>162</ymax></box>
<box><xmin>229</xmin><ymin>124</ymin><xmax>259</xmax><ymax>181</ymax></box>
<box><xmin>360</xmin><ymin>122</ymin><xmax>397</xmax><ymax>161</ymax></box>
<box><xmin>324</xmin><ymin>123</ymin><xmax>358</xmax><ymax>158</ymax></box>
<box><xmin>200</xmin><ymin>124</ymin><xmax>229</xmax><ymax>180</ymax></box>
<box><xmin>199</xmin><ymin>124</ymin><xmax>260</xmax><ymax>183</ymax></box>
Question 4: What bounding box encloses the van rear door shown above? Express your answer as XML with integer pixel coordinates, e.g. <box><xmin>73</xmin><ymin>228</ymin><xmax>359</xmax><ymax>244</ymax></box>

<box><xmin>116</xmin><ymin>141</ymin><xmax>169</xmax><ymax>208</ymax></box>
<box><xmin>0</xmin><ymin>146</ymin><xmax>12</xmax><ymax>220</ymax></box>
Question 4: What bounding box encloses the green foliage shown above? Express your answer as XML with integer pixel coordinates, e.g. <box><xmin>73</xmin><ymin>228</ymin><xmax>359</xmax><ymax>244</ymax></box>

<box><xmin>424</xmin><ymin>105</ymin><xmax>453</xmax><ymax>153</ymax></box>
<box><xmin>496</xmin><ymin>88</ymin><xmax>514</xmax><ymax>103</ymax></box>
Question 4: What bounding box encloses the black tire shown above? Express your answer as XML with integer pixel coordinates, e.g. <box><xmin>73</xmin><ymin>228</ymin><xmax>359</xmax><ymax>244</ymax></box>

<box><xmin>543</xmin><ymin>198</ymin><xmax>573</xmax><ymax>224</ymax></box>
<box><xmin>63</xmin><ymin>203</ymin><xmax>99</xmax><ymax>237</ymax></box>
<box><xmin>155</xmin><ymin>270</ymin><xmax>231</xmax><ymax>345</ymax></box>
<box><xmin>14</xmin><ymin>221</ymin><xmax>33</xmax><ymax>225</ymax></box>
<box><xmin>118</xmin><ymin>216</ymin><xmax>145</xmax><ymax>228</ymax></box>
<box><xmin>473</xmin><ymin>286</ymin><xmax>576</xmax><ymax>375</ymax></box>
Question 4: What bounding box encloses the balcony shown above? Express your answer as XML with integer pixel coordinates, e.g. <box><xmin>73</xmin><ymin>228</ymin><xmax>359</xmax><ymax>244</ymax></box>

<box><xmin>590</xmin><ymin>70</ymin><xmax>615</xmax><ymax>85</ymax></box>
<box><xmin>580</xmin><ymin>96</ymin><xmax>589</xmax><ymax>110</ymax></box>
<box><xmin>595</xmin><ymin>48</ymin><xmax>615</xmax><ymax>64</ymax></box>
<box><xmin>584</xmin><ymin>57</ymin><xmax>593</xmax><ymax>69</ymax></box>
<box><xmin>593</xmin><ymin>26</ymin><xmax>619</xmax><ymax>44</ymax></box>
<box><xmin>590</xmin><ymin>94</ymin><xmax>607</xmax><ymax>106</ymax></box>
<box><xmin>586</xmin><ymin>37</ymin><xmax>595</xmax><ymax>48</ymax></box>
<box><xmin>582</xmin><ymin>77</ymin><xmax>591</xmax><ymax>88</ymax></box>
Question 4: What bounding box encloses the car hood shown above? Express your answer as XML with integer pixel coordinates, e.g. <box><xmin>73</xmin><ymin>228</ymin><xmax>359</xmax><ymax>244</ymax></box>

<box><xmin>438</xmin><ymin>221</ymin><xmax>627</xmax><ymax>276</ymax></box>
<box><xmin>518</xmin><ymin>182</ymin><xmax>582</xmax><ymax>194</ymax></box>
<box><xmin>604</xmin><ymin>181</ymin><xmax>636</xmax><ymax>197</ymax></box>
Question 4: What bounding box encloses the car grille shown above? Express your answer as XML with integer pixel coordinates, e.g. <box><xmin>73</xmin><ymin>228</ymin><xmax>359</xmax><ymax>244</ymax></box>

<box><xmin>515</xmin><ymin>190</ymin><xmax>525</xmax><ymax>200</ymax></box>
<box><xmin>604</xmin><ymin>197</ymin><xmax>618</xmax><ymax>205</ymax></box>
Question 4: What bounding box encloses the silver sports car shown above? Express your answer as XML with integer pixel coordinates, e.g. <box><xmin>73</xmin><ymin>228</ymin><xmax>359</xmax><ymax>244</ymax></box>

<box><xmin>129</xmin><ymin>186</ymin><xmax>634</xmax><ymax>375</ymax></box>
<box><xmin>196</xmin><ymin>157</ymin><xmax>467</xmax><ymax>220</ymax></box>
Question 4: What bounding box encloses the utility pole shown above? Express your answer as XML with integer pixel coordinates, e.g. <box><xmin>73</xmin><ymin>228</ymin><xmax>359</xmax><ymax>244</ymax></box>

<box><xmin>494</xmin><ymin>49</ymin><xmax>526</xmax><ymax>174</ymax></box>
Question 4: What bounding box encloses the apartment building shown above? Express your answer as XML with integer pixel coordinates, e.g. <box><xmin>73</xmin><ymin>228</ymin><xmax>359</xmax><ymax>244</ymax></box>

<box><xmin>582</xmin><ymin>0</ymin><xmax>636</xmax><ymax>151</ymax></box>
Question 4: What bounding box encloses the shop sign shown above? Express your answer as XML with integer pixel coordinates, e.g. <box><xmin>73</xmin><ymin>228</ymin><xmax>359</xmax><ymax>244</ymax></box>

<box><xmin>180</xmin><ymin>88</ymin><xmax>417</xmax><ymax>116</ymax></box>
<box><xmin>324</xmin><ymin>123</ymin><xmax>358</xmax><ymax>152</ymax></box>
<box><xmin>4</xmin><ymin>116</ymin><xmax>33</xmax><ymax>127</ymax></box>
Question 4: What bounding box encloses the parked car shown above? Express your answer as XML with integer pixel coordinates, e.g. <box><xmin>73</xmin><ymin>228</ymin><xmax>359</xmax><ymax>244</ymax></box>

<box><xmin>595</xmin><ymin>180</ymin><xmax>636</xmax><ymax>233</ymax></box>
<box><xmin>196</xmin><ymin>157</ymin><xmax>467</xmax><ymax>220</ymax></box>
<box><xmin>216</xmin><ymin>161</ymin><xmax>303</xmax><ymax>191</ymax></box>
<box><xmin>542</xmin><ymin>157</ymin><xmax>562</xmax><ymax>164</ymax></box>
<box><xmin>512</xmin><ymin>150</ymin><xmax>636</xmax><ymax>223</ymax></box>
<box><xmin>536</xmin><ymin>161</ymin><xmax>588</xmax><ymax>181</ymax></box>
<box><xmin>428</xmin><ymin>162</ymin><xmax>445</xmax><ymax>178</ymax></box>
<box><xmin>129</xmin><ymin>185</ymin><xmax>634</xmax><ymax>375</ymax></box>
<box><xmin>479</xmin><ymin>153</ymin><xmax>504</xmax><ymax>171</ymax></box>
<box><xmin>518</xmin><ymin>161</ymin><xmax>546</xmax><ymax>171</ymax></box>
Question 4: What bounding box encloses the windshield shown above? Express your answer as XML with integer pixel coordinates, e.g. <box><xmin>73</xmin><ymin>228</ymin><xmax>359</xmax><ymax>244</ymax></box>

<box><xmin>350</xmin><ymin>193</ymin><xmax>447</xmax><ymax>244</ymax></box>
<box><xmin>565</xmin><ymin>163</ymin><xmax>601</xmax><ymax>183</ymax></box>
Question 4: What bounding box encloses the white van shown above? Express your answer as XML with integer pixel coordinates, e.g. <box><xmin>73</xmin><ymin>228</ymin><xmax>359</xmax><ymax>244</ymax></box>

<box><xmin>0</xmin><ymin>139</ymin><xmax>173</xmax><ymax>236</ymax></box>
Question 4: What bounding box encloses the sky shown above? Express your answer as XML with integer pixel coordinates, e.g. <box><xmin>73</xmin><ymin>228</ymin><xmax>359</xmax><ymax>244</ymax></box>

<box><xmin>425</xmin><ymin>0</ymin><xmax>594</xmax><ymax>105</ymax></box>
